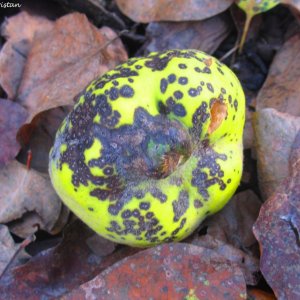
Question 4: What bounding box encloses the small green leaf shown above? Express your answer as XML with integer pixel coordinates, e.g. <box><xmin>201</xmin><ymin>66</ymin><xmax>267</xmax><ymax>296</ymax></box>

<box><xmin>236</xmin><ymin>0</ymin><xmax>280</xmax><ymax>53</ymax></box>
<box><xmin>237</xmin><ymin>0</ymin><xmax>280</xmax><ymax>16</ymax></box>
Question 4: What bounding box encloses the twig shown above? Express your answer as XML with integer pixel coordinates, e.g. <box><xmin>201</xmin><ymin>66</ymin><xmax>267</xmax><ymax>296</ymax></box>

<box><xmin>121</xmin><ymin>31</ymin><xmax>146</xmax><ymax>43</ymax></box>
<box><xmin>88</xmin><ymin>0</ymin><xmax>126</xmax><ymax>29</ymax></box>
<box><xmin>96</xmin><ymin>29</ymin><xmax>129</xmax><ymax>54</ymax></box>
<box><xmin>219</xmin><ymin>44</ymin><xmax>239</xmax><ymax>62</ymax></box>
<box><xmin>0</xmin><ymin>232</ymin><xmax>36</xmax><ymax>281</ymax></box>
<box><xmin>26</xmin><ymin>149</ymin><xmax>32</xmax><ymax>170</ymax></box>
<box><xmin>238</xmin><ymin>14</ymin><xmax>252</xmax><ymax>54</ymax></box>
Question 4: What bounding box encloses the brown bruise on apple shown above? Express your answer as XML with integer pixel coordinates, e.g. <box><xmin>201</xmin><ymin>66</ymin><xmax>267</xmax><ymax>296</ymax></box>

<box><xmin>208</xmin><ymin>100</ymin><xmax>228</xmax><ymax>134</ymax></box>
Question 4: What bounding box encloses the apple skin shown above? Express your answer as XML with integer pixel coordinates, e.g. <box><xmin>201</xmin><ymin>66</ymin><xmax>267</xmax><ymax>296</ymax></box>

<box><xmin>49</xmin><ymin>49</ymin><xmax>245</xmax><ymax>247</ymax></box>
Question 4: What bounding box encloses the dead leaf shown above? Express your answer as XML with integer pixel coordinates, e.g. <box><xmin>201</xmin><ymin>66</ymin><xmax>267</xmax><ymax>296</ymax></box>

<box><xmin>192</xmin><ymin>234</ymin><xmax>259</xmax><ymax>285</ymax></box>
<box><xmin>146</xmin><ymin>13</ymin><xmax>232</xmax><ymax>54</ymax></box>
<box><xmin>253</xmin><ymin>130</ymin><xmax>300</xmax><ymax>299</ymax></box>
<box><xmin>247</xmin><ymin>288</ymin><xmax>276</xmax><ymax>300</ymax></box>
<box><xmin>244</xmin><ymin>109</ymin><xmax>255</xmax><ymax>149</ymax></box>
<box><xmin>116</xmin><ymin>0</ymin><xmax>235</xmax><ymax>23</ymax></box>
<box><xmin>0</xmin><ymin>160</ymin><xmax>68</xmax><ymax>238</ymax></box>
<box><xmin>201</xmin><ymin>190</ymin><xmax>262</xmax><ymax>251</ymax></box>
<box><xmin>16</xmin><ymin>12</ymin><xmax>127</xmax><ymax>123</ymax></box>
<box><xmin>62</xmin><ymin>243</ymin><xmax>247</xmax><ymax>300</ymax></box>
<box><xmin>0</xmin><ymin>99</ymin><xmax>28</xmax><ymax>166</ymax></box>
<box><xmin>86</xmin><ymin>234</ymin><xmax>116</xmax><ymax>257</ymax></box>
<box><xmin>17</xmin><ymin>106</ymin><xmax>72</xmax><ymax>173</ymax></box>
<box><xmin>0</xmin><ymin>221</ymin><xmax>140</xmax><ymax>299</ymax></box>
<box><xmin>192</xmin><ymin>189</ymin><xmax>262</xmax><ymax>284</ymax></box>
<box><xmin>0</xmin><ymin>224</ymin><xmax>30</xmax><ymax>275</ymax></box>
<box><xmin>289</xmin><ymin>126</ymin><xmax>300</xmax><ymax>176</ymax></box>
<box><xmin>0</xmin><ymin>12</ymin><xmax>53</xmax><ymax>99</ymax></box>
<box><xmin>282</xmin><ymin>0</ymin><xmax>300</xmax><ymax>12</ymax></box>
<box><xmin>254</xmin><ymin>108</ymin><xmax>300</xmax><ymax>200</ymax></box>
<box><xmin>256</xmin><ymin>33</ymin><xmax>300</xmax><ymax>116</ymax></box>
<box><xmin>50</xmin><ymin>0</ymin><xmax>126</xmax><ymax>28</ymax></box>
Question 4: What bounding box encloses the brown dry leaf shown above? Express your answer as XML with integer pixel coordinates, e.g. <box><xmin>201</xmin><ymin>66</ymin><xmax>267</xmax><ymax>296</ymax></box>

<box><xmin>86</xmin><ymin>234</ymin><xmax>116</xmax><ymax>257</ymax></box>
<box><xmin>0</xmin><ymin>12</ymin><xmax>53</xmax><ymax>99</ymax></box>
<box><xmin>201</xmin><ymin>190</ymin><xmax>262</xmax><ymax>251</ymax></box>
<box><xmin>0</xmin><ymin>99</ymin><xmax>28</xmax><ymax>166</ymax></box>
<box><xmin>62</xmin><ymin>243</ymin><xmax>246</xmax><ymax>300</ymax></box>
<box><xmin>0</xmin><ymin>224</ymin><xmax>30</xmax><ymax>275</ymax></box>
<box><xmin>16</xmin><ymin>12</ymin><xmax>127</xmax><ymax>123</ymax></box>
<box><xmin>256</xmin><ymin>33</ymin><xmax>300</xmax><ymax>116</ymax></box>
<box><xmin>51</xmin><ymin>0</ymin><xmax>126</xmax><ymax>28</ymax></box>
<box><xmin>146</xmin><ymin>13</ymin><xmax>232</xmax><ymax>54</ymax></box>
<box><xmin>192</xmin><ymin>190</ymin><xmax>261</xmax><ymax>285</ymax></box>
<box><xmin>0</xmin><ymin>160</ymin><xmax>68</xmax><ymax>238</ymax></box>
<box><xmin>247</xmin><ymin>288</ymin><xmax>276</xmax><ymax>300</ymax></box>
<box><xmin>282</xmin><ymin>0</ymin><xmax>300</xmax><ymax>12</ymax></box>
<box><xmin>290</xmin><ymin>128</ymin><xmax>300</xmax><ymax>176</ymax></box>
<box><xmin>0</xmin><ymin>221</ymin><xmax>140</xmax><ymax>299</ymax></box>
<box><xmin>17</xmin><ymin>106</ymin><xmax>72</xmax><ymax>173</ymax></box>
<box><xmin>192</xmin><ymin>234</ymin><xmax>259</xmax><ymax>285</ymax></box>
<box><xmin>254</xmin><ymin>108</ymin><xmax>300</xmax><ymax>200</ymax></box>
<box><xmin>243</xmin><ymin>109</ymin><xmax>254</xmax><ymax>149</ymax></box>
<box><xmin>116</xmin><ymin>0</ymin><xmax>235</xmax><ymax>23</ymax></box>
<box><xmin>253</xmin><ymin>130</ymin><xmax>300</xmax><ymax>300</ymax></box>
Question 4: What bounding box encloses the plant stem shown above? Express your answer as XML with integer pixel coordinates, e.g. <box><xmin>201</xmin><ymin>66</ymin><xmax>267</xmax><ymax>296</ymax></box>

<box><xmin>239</xmin><ymin>14</ymin><xmax>253</xmax><ymax>54</ymax></box>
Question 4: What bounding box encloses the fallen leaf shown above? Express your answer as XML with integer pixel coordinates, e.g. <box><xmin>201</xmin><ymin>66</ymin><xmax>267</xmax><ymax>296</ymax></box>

<box><xmin>116</xmin><ymin>0</ymin><xmax>235</xmax><ymax>23</ymax></box>
<box><xmin>241</xmin><ymin>149</ymin><xmax>258</xmax><ymax>189</ymax></box>
<box><xmin>243</xmin><ymin>109</ymin><xmax>254</xmax><ymax>149</ymax></box>
<box><xmin>16</xmin><ymin>12</ymin><xmax>127</xmax><ymax>123</ymax></box>
<box><xmin>0</xmin><ymin>99</ymin><xmax>28</xmax><ymax>166</ymax></box>
<box><xmin>0</xmin><ymin>12</ymin><xmax>53</xmax><ymax>99</ymax></box>
<box><xmin>0</xmin><ymin>221</ymin><xmax>140</xmax><ymax>299</ymax></box>
<box><xmin>253</xmin><ymin>130</ymin><xmax>300</xmax><ymax>300</ymax></box>
<box><xmin>247</xmin><ymin>288</ymin><xmax>276</xmax><ymax>300</ymax></box>
<box><xmin>17</xmin><ymin>106</ymin><xmax>72</xmax><ymax>173</ymax></box>
<box><xmin>52</xmin><ymin>0</ymin><xmax>126</xmax><ymax>28</ymax></box>
<box><xmin>0</xmin><ymin>160</ymin><xmax>68</xmax><ymax>238</ymax></box>
<box><xmin>289</xmin><ymin>126</ymin><xmax>300</xmax><ymax>176</ymax></box>
<box><xmin>201</xmin><ymin>190</ymin><xmax>262</xmax><ymax>251</ymax></box>
<box><xmin>282</xmin><ymin>0</ymin><xmax>300</xmax><ymax>12</ymax></box>
<box><xmin>62</xmin><ymin>243</ymin><xmax>247</xmax><ymax>300</ymax></box>
<box><xmin>191</xmin><ymin>234</ymin><xmax>259</xmax><ymax>285</ymax></box>
<box><xmin>254</xmin><ymin>108</ymin><xmax>300</xmax><ymax>200</ymax></box>
<box><xmin>146</xmin><ymin>13</ymin><xmax>232</xmax><ymax>54</ymax></box>
<box><xmin>191</xmin><ymin>189</ymin><xmax>261</xmax><ymax>283</ymax></box>
<box><xmin>256</xmin><ymin>33</ymin><xmax>300</xmax><ymax>116</ymax></box>
<box><xmin>0</xmin><ymin>224</ymin><xmax>30</xmax><ymax>275</ymax></box>
<box><xmin>1</xmin><ymin>11</ymin><xmax>52</xmax><ymax>42</ymax></box>
<box><xmin>86</xmin><ymin>234</ymin><xmax>116</xmax><ymax>257</ymax></box>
